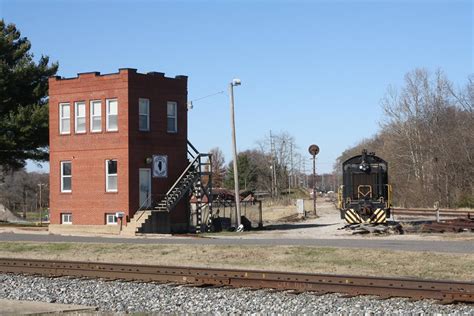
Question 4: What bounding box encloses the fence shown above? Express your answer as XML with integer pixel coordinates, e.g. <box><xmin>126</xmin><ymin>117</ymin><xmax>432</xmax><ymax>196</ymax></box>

<box><xmin>391</xmin><ymin>207</ymin><xmax>472</xmax><ymax>222</ymax></box>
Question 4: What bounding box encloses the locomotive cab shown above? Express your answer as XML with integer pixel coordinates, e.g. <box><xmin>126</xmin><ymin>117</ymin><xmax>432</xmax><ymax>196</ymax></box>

<box><xmin>338</xmin><ymin>150</ymin><xmax>392</xmax><ymax>224</ymax></box>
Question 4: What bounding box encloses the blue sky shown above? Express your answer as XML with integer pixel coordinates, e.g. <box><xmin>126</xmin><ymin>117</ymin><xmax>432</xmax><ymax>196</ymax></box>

<box><xmin>1</xmin><ymin>0</ymin><xmax>472</xmax><ymax>173</ymax></box>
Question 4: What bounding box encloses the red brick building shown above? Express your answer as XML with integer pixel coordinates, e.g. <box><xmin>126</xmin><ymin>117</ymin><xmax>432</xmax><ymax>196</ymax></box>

<box><xmin>48</xmin><ymin>69</ymin><xmax>203</xmax><ymax>235</ymax></box>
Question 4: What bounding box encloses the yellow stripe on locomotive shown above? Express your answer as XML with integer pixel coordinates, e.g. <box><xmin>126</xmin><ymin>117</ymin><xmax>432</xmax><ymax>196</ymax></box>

<box><xmin>342</xmin><ymin>208</ymin><xmax>387</xmax><ymax>224</ymax></box>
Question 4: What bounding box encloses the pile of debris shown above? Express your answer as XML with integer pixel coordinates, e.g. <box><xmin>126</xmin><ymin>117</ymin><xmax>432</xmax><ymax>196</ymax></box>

<box><xmin>419</xmin><ymin>218</ymin><xmax>474</xmax><ymax>233</ymax></box>
<box><xmin>340</xmin><ymin>222</ymin><xmax>404</xmax><ymax>235</ymax></box>
<box><xmin>0</xmin><ymin>204</ymin><xmax>25</xmax><ymax>223</ymax></box>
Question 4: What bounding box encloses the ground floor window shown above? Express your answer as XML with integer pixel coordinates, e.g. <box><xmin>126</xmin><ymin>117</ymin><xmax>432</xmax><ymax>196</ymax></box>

<box><xmin>61</xmin><ymin>213</ymin><xmax>72</xmax><ymax>224</ymax></box>
<box><xmin>106</xmin><ymin>213</ymin><xmax>118</xmax><ymax>225</ymax></box>
<box><xmin>106</xmin><ymin>159</ymin><xmax>118</xmax><ymax>192</ymax></box>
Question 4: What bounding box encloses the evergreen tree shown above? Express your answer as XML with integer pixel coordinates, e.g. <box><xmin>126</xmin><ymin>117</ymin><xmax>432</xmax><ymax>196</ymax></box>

<box><xmin>225</xmin><ymin>153</ymin><xmax>257</xmax><ymax>191</ymax></box>
<box><xmin>0</xmin><ymin>20</ymin><xmax>58</xmax><ymax>169</ymax></box>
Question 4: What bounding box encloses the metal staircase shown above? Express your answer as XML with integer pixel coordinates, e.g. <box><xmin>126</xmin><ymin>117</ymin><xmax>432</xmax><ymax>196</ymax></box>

<box><xmin>124</xmin><ymin>142</ymin><xmax>212</xmax><ymax>235</ymax></box>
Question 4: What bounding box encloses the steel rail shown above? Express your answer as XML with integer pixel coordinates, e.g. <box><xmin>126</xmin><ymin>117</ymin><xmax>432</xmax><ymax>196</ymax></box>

<box><xmin>0</xmin><ymin>258</ymin><xmax>472</xmax><ymax>304</ymax></box>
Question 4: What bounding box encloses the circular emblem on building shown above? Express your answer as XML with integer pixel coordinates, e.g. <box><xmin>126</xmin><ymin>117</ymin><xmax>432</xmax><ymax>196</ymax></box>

<box><xmin>153</xmin><ymin>155</ymin><xmax>168</xmax><ymax>178</ymax></box>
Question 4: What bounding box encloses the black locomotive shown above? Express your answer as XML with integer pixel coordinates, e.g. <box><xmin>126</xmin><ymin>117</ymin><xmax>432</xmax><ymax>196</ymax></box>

<box><xmin>338</xmin><ymin>150</ymin><xmax>392</xmax><ymax>224</ymax></box>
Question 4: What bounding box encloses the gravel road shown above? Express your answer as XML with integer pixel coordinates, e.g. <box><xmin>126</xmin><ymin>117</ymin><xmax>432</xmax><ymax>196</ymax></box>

<box><xmin>1</xmin><ymin>274</ymin><xmax>473</xmax><ymax>314</ymax></box>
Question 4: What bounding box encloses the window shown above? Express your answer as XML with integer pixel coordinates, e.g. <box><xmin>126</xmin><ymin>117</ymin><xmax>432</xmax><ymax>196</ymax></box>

<box><xmin>75</xmin><ymin>101</ymin><xmax>86</xmax><ymax>133</ymax></box>
<box><xmin>60</xmin><ymin>161</ymin><xmax>72</xmax><ymax>193</ymax></box>
<box><xmin>106</xmin><ymin>213</ymin><xmax>118</xmax><ymax>225</ymax></box>
<box><xmin>61</xmin><ymin>213</ymin><xmax>72</xmax><ymax>224</ymax></box>
<box><xmin>106</xmin><ymin>160</ymin><xmax>117</xmax><ymax>192</ymax></box>
<box><xmin>90</xmin><ymin>100</ymin><xmax>102</xmax><ymax>132</ymax></box>
<box><xmin>106</xmin><ymin>99</ymin><xmax>118</xmax><ymax>131</ymax></box>
<box><xmin>167</xmin><ymin>101</ymin><xmax>177</xmax><ymax>133</ymax></box>
<box><xmin>139</xmin><ymin>98</ymin><xmax>150</xmax><ymax>131</ymax></box>
<box><xmin>59</xmin><ymin>103</ymin><xmax>70</xmax><ymax>134</ymax></box>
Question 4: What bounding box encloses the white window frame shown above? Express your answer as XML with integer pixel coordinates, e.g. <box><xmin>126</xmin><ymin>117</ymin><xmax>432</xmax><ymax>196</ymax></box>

<box><xmin>74</xmin><ymin>101</ymin><xmax>86</xmax><ymax>134</ymax></box>
<box><xmin>106</xmin><ymin>159</ymin><xmax>118</xmax><ymax>192</ymax></box>
<box><xmin>167</xmin><ymin>101</ymin><xmax>177</xmax><ymax>133</ymax></box>
<box><xmin>61</xmin><ymin>213</ymin><xmax>72</xmax><ymax>225</ymax></box>
<box><xmin>139</xmin><ymin>98</ymin><xmax>150</xmax><ymax>131</ymax></box>
<box><xmin>90</xmin><ymin>100</ymin><xmax>102</xmax><ymax>132</ymax></box>
<box><xmin>106</xmin><ymin>213</ymin><xmax>118</xmax><ymax>225</ymax></box>
<box><xmin>106</xmin><ymin>99</ymin><xmax>118</xmax><ymax>132</ymax></box>
<box><xmin>60</xmin><ymin>161</ymin><xmax>72</xmax><ymax>193</ymax></box>
<box><xmin>59</xmin><ymin>103</ymin><xmax>71</xmax><ymax>135</ymax></box>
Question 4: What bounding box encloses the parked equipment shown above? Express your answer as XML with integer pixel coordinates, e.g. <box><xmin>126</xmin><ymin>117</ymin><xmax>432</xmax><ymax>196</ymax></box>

<box><xmin>338</xmin><ymin>150</ymin><xmax>392</xmax><ymax>224</ymax></box>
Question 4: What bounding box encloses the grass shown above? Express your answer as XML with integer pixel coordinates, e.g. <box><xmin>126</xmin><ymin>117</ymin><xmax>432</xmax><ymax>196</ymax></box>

<box><xmin>0</xmin><ymin>242</ymin><xmax>472</xmax><ymax>281</ymax></box>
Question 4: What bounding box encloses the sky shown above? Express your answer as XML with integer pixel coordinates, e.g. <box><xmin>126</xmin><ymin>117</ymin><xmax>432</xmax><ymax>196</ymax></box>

<box><xmin>1</xmin><ymin>0</ymin><xmax>472</xmax><ymax>174</ymax></box>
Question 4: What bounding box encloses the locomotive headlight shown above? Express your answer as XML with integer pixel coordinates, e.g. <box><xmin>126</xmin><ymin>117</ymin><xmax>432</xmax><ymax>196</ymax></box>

<box><xmin>359</xmin><ymin>162</ymin><xmax>369</xmax><ymax>171</ymax></box>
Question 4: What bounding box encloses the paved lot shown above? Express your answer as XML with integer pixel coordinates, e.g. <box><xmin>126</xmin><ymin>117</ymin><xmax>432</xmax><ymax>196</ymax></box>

<box><xmin>1</xmin><ymin>232</ymin><xmax>472</xmax><ymax>254</ymax></box>
<box><xmin>0</xmin><ymin>298</ymin><xmax>96</xmax><ymax>314</ymax></box>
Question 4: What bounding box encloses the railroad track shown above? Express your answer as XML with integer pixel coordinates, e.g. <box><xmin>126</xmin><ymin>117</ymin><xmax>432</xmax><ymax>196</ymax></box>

<box><xmin>0</xmin><ymin>258</ymin><xmax>473</xmax><ymax>304</ymax></box>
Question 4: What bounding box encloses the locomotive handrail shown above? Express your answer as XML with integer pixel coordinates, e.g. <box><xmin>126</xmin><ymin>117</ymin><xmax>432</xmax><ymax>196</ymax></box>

<box><xmin>385</xmin><ymin>184</ymin><xmax>392</xmax><ymax>208</ymax></box>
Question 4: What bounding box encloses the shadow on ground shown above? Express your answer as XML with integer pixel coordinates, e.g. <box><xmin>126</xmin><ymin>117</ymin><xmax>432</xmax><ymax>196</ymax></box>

<box><xmin>258</xmin><ymin>223</ymin><xmax>339</xmax><ymax>231</ymax></box>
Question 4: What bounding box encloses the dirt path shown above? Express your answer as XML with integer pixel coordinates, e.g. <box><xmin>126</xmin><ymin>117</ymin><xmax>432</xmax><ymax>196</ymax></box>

<box><xmin>232</xmin><ymin>200</ymin><xmax>474</xmax><ymax>241</ymax></box>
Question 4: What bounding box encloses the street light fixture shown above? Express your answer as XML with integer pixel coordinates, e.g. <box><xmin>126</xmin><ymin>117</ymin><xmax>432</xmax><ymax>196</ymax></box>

<box><xmin>229</xmin><ymin>78</ymin><xmax>242</xmax><ymax>229</ymax></box>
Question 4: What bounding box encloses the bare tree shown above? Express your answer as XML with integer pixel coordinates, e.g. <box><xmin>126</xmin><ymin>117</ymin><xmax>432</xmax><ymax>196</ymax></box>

<box><xmin>336</xmin><ymin>69</ymin><xmax>473</xmax><ymax>208</ymax></box>
<box><xmin>256</xmin><ymin>131</ymin><xmax>299</xmax><ymax>198</ymax></box>
<box><xmin>208</xmin><ymin>147</ymin><xmax>226</xmax><ymax>188</ymax></box>
<box><xmin>0</xmin><ymin>169</ymin><xmax>49</xmax><ymax>218</ymax></box>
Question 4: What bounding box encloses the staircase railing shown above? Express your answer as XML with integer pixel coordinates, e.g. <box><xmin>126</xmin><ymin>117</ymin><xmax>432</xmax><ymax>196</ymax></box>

<box><xmin>187</xmin><ymin>140</ymin><xmax>199</xmax><ymax>159</ymax></box>
<box><xmin>132</xmin><ymin>141</ymin><xmax>211</xmax><ymax>231</ymax></box>
<box><xmin>165</xmin><ymin>154</ymin><xmax>200</xmax><ymax>197</ymax></box>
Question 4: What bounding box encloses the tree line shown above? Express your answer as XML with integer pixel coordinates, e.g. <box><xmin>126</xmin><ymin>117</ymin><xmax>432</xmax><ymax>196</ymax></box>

<box><xmin>335</xmin><ymin>69</ymin><xmax>473</xmax><ymax>208</ymax></box>
<box><xmin>207</xmin><ymin>131</ymin><xmax>314</xmax><ymax>198</ymax></box>
<box><xmin>0</xmin><ymin>170</ymin><xmax>49</xmax><ymax>217</ymax></box>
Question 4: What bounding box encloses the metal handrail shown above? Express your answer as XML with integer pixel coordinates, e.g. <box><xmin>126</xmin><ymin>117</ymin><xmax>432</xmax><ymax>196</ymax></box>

<box><xmin>135</xmin><ymin>194</ymin><xmax>168</xmax><ymax>223</ymax></box>
<box><xmin>166</xmin><ymin>154</ymin><xmax>200</xmax><ymax>196</ymax></box>
<box><xmin>188</xmin><ymin>140</ymin><xmax>199</xmax><ymax>158</ymax></box>
<box><xmin>132</xmin><ymin>142</ymin><xmax>211</xmax><ymax>230</ymax></box>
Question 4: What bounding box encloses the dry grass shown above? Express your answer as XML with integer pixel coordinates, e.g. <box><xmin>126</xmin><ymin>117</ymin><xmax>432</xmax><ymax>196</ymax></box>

<box><xmin>0</xmin><ymin>242</ymin><xmax>472</xmax><ymax>281</ymax></box>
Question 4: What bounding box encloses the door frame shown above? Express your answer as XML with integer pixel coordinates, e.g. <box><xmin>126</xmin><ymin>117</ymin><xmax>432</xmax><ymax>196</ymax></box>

<box><xmin>139</xmin><ymin>168</ymin><xmax>152</xmax><ymax>207</ymax></box>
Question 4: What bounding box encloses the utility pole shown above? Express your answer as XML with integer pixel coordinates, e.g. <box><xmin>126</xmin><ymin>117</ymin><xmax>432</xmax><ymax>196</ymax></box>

<box><xmin>270</xmin><ymin>130</ymin><xmax>274</xmax><ymax>198</ymax></box>
<box><xmin>38</xmin><ymin>183</ymin><xmax>44</xmax><ymax>225</ymax></box>
<box><xmin>270</xmin><ymin>130</ymin><xmax>277</xmax><ymax>198</ymax></box>
<box><xmin>303</xmin><ymin>159</ymin><xmax>306</xmax><ymax>188</ymax></box>
<box><xmin>229</xmin><ymin>79</ymin><xmax>242</xmax><ymax>229</ymax></box>
<box><xmin>289</xmin><ymin>142</ymin><xmax>293</xmax><ymax>196</ymax></box>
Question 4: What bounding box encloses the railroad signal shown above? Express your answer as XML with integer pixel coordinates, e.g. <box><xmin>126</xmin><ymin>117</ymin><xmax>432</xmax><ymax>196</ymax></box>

<box><xmin>308</xmin><ymin>144</ymin><xmax>320</xmax><ymax>156</ymax></box>
<box><xmin>308</xmin><ymin>144</ymin><xmax>319</xmax><ymax>217</ymax></box>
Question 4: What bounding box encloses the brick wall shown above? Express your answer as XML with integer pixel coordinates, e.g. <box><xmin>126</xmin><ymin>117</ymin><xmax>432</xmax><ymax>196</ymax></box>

<box><xmin>128</xmin><ymin>72</ymin><xmax>189</xmax><ymax>223</ymax></box>
<box><xmin>49</xmin><ymin>69</ymin><xmax>189</xmax><ymax>229</ymax></box>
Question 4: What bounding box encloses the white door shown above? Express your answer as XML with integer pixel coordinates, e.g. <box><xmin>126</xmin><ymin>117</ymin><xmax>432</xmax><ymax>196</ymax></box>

<box><xmin>139</xmin><ymin>169</ymin><xmax>151</xmax><ymax>207</ymax></box>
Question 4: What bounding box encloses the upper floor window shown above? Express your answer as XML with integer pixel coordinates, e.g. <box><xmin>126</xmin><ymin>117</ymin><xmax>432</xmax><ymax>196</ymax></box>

<box><xmin>106</xmin><ymin>159</ymin><xmax>118</xmax><ymax>192</ymax></box>
<box><xmin>90</xmin><ymin>100</ymin><xmax>102</xmax><ymax>132</ymax></box>
<box><xmin>74</xmin><ymin>101</ymin><xmax>86</xmax><ymax>134</ymax></box>
<box><xmin>61</xmin><ymin>161</ymin><xmax>72</xmax><ymax>193</ymax></box>
<box><xmin>167</xmin><ymin>101</ymin><xmax>177</xmax><ymax>133</ymax></box>
<box><xmin>106</xmin><ymin>99</ymin><xmax>118</xmax><ymax>132</ymax></box>
<box><xmin>139</xmin><ymin>98</ymin><xmax>150</xmax><ymax>131</ymax></box>
<box><xmin>59</xmin><ymin>103</ymin><xmax>70</xmax><ymax>134</ymax></box>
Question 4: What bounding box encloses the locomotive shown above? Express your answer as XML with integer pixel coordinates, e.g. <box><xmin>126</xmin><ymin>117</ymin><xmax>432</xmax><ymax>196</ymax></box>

<box><xmin>338</xmin><ymin>150</ymin><xmax>392</xmax><ymax>224</ymax></box>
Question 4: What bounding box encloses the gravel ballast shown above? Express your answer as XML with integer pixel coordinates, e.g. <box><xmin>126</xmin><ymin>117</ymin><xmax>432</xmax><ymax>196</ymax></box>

<box><xmin>0</xmin><ymin>274</ymin><xmax>473</xmax><ymax>314</ymax></box>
